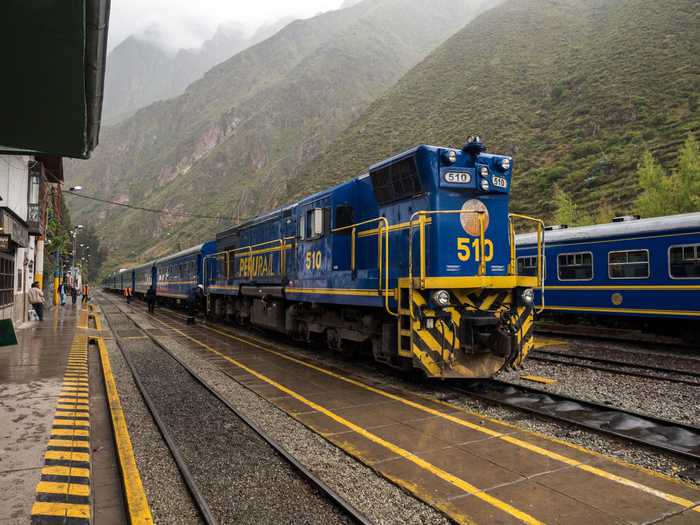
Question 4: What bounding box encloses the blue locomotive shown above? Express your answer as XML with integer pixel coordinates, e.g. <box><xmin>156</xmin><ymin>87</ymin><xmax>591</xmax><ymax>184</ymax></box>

<box><xmin>106</xmin><ymin>138</ymin><xmax>544</xmax><ymax>378</ymax></box>
<box><xmin>516</xmin><ymin>213</ymin><xmax>700</xmax><ymax>343</ymax></box>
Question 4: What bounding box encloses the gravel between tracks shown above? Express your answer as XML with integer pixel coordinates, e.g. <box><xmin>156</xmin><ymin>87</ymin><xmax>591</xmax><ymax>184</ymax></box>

<box><xmin>104</xmin><ymin>307</ymin><xmax>352</xmax><ymax>525</ymax></box>
<box><xmin>126</xmin><ymin>312</ymin><xmax>453</xmax><ymax>525</ymax></box>
<box><xmin>497</xmin><ymin>359</ymin><xmax>700</xmax><ymax>426</ymax></box>
<box><xmin>97</xmin><ymin>305</ymin><xmax>203</xmax><ymax>525</ymax></box>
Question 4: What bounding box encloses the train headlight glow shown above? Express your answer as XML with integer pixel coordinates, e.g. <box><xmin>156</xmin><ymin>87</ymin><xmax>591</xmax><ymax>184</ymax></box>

<box><xmin>447</xmin><ymin>150</ymin><xmax>457</xmax><ymax>163</ymax></box>
<box><xmin>521</xmin><ymin>288</ymin><xmax>534</xmax><ymax>305</ymax></box>
<box><xmin>479</xmin><ymin>166</ymin><xmax>489</xmax><ymax>177</ymax></box>
<box><xmin>480</xmin><ymin>178</ymin><xmax>490</xmax><ymax>191</ymax></box>
<box><xmin>501</xmin><ymin>158</ymin><xmax>511</xmax><ymax>170</ymax></box>
<box><xmin>432</xmin><ymin>290</ymin><xmax>450</xmax><ymax>308</ymax></box>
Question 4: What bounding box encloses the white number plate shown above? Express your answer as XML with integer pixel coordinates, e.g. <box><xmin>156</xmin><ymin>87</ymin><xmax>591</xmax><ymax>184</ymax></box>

<box><xmin>492</xmin><ymin>176</ymin><xmax>507</xmax><ymax>188</ymax></box>
<box><xmin>444</xmin><ymin>172</ymin><xmax>471</xmax><ymax>184</ymax></box>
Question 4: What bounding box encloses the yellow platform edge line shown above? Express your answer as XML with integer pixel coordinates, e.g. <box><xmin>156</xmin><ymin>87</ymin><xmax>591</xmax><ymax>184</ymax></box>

<box><xmin>159</xmin><ymin>320</ymin><xmax>542</xmax><ymax>525</ymax></box>
<box><xmin>94</xmin><ymin>336</ymin><xmax>154</xmax><ymax>524</ymax></box>
<box><xmin>152</xmin><ymin>313</ymin><xmax>700</xmax><ymax>513</ymax></box>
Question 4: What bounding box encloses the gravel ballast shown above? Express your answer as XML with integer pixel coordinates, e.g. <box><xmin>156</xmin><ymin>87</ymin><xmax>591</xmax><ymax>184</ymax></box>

<box><xmin>97</xmin><ymin>304</ymin><xmax>203</xmax><ymax>525</ymax></box>
<box><xmin>101</xmin><ymin>302</ymin><xmax>353</xmax><ymax>525</ymax></box>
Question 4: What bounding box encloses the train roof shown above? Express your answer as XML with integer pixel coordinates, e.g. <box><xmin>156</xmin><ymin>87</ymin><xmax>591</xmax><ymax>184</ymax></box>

<box><xmin>517</xmin><ymin>212</ymin><xmax>700</xmax><ymax>247</ymax></box>
<box><xmin>155</xmin><ymin>244</ymin><xmax>204</xmax><ymax>265</ymax></box>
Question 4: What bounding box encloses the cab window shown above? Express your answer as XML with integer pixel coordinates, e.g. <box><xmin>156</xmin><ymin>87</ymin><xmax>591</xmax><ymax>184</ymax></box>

<box><xmin>609</xmin><ymin>250</ymin><xmax>649</xmax><ymax>279</ymax></box>
<box><xmin>557</xmin><ymin>252</ymin><xmax>593</xmax><ymax>281</ymax></box>
<box><xmin>517</xmin><ymin>255</ymin><xmax>538</xmax><ymax>277</ymax></box>
<box><xmin>669</xmin><ymin>244</ymin><xmax>700</xmax><ymax>278</ymax></box>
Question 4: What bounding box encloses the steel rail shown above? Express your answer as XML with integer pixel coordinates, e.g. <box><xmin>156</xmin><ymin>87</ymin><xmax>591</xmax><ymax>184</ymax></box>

<box><xmin>454</xmin><ymin>379</ymin><xmax>700</xmax><ymax>463</ymax></box>
<box><xmin>529</xmin><ymin>350</ymin><xmax>700</xmax><ymax>387</ymax></box>
<box><xmin>535</xmin><ymin>322</ymin><xmax>696</xmax><ymax>348</ymax></box>
<box><xmin>104</xmin><ymin>300</ymin><xmax>219</xmax><ymax>525</ymax></box>
<box><xmin>102</xmin><ymin>294</ymin><xmax>373</xmax><ymax>525</ymax></box>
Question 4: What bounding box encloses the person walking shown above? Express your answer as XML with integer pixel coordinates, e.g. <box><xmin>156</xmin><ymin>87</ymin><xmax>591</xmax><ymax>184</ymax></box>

<box><xmin>185</xmin><ymin>284</ymin><xmax>205</xmax><ymax>324</ymax></box>
<box><xmin>82</xmin><ymin>284</ymin><xmax>89</xmax><ymax>304</ymax></box>
<box><xmin>28</xmin><ymin>282</ymin><xmax>45</xmax><ymax>321</ymax></box>
<box><xmin>60</xmin><ymin>281</ymin><xmax>66</xmax><ymax>306</ymax></box>
<box><xmin>124</xmin><ymin>287</ymin><xmax>133</xmax><ymax>304</ymax></box>
<box><xmin>145</xmin><ymin>285</ymin><xmax>156</xmax><ymax>313</ymax></box>
<box><xmin>70</xmin><ymin>285</ymin><xmax>78</xmax><ymax>305</ymax></box>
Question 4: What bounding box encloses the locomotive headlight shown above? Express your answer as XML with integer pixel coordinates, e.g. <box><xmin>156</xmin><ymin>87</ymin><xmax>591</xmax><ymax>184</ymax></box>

<box><xmin>480</xmin><ymin>178</ymin><xmax>490</xmax><ymax>191</ymax></box>
<box><xmin>521</xmin><ymin>288</ymin><xmax>534</xmax><ymax>305</ymax></box>
<box><xmin>501</xmin><ymin>158</ymin><xmax>511</xmax><ymax>170</ymax></box>
<box><xmin>479</xmin><ymin>166</ymin><xmax>489</xmax><ymax>177</ymax></box>
<box><xmin>432</xmin><ymin>290</ymin><xmax>450</xmax><ymax>308</ymax></box>
<box><xmin>447</xmin><ymin>150</ymin><xmax>457</xmax><ymax>163</ymax></box>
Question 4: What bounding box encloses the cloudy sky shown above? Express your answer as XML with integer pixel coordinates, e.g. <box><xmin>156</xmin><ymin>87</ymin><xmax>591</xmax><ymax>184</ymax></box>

<box><xmin>109</xmin><ymin>0</ymin><xmax>347</xmax><ymax>51</ymax></box>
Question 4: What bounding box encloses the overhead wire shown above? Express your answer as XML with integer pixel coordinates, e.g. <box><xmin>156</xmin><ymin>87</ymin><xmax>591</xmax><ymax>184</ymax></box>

<box><xmin>64</xmin><ymin>190</ymin><xmax>236</xmax><ymax>222</ymax></box>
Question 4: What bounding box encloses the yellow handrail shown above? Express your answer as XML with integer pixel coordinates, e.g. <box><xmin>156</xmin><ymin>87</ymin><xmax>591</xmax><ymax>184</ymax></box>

<box><xmin>332</xmin><ymin>217</ymin><xmax>397</xmax><ymax>317</ymax></box>
<box><xmin>509</xmin><ymin>213</ymin><xmax>546</xmax><ymax>313</ymax></box>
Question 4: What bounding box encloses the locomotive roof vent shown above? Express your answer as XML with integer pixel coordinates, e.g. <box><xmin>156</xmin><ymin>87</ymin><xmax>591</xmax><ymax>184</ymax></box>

<box><xmin>545</xmin><ymin>224</ymin><xmax>568</xmax><ymax>231</ymax></box>
<box><xmin>612</xmin><ymin>215</ymin><xmax>641</xmax><ymax>223</ymax></box>
<box><xmin>462</xmin><ymin>135</ymin><xmax>486</xmax><ymax>155</ymax></box>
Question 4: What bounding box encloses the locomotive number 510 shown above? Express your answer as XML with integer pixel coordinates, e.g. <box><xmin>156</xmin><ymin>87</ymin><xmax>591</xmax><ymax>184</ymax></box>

<box><xmin>457</xmin><ymin>237</ymin><xmax>494</xmax><ymax>262</ymax></box>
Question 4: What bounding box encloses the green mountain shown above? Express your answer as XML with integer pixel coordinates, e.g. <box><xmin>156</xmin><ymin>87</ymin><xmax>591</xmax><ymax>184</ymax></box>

<box><xmin>66</xmin><ymin>0</ymin><xmax>492</xmax><ymax>269</ymax></box>
<box><xmin>289</xmin><ymin>0</ymin><xmax>700</xmax><ymax>220</ymax></box>
<box><xmin>103</xmin><ymin>19</ymin><xmax>292</xmax><ymax>124</ymax></box>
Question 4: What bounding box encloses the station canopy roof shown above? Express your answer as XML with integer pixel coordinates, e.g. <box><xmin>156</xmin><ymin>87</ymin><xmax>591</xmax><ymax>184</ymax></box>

<box><xmin>0</xmin><ymin>0</ymin><xmax>110</xmax><ymax>159</ymax></box>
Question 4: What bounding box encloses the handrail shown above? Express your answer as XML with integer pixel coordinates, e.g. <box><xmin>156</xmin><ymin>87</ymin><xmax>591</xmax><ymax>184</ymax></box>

<box><xmin>509</xmin><ymin>213</ymin><xmax>546</xmax><ymax>313</ymax></box>
<box><xmin>333</xmin><ymin>217</ymin><xmax>396</xmax><ymax>317</ymax></box>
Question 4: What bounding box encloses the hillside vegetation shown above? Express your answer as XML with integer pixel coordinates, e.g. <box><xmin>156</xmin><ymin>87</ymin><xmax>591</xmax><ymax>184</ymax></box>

<box><xmin>289</xmin><ymin>0</ymin><xmax>700</xmax><ymax>220</ymax></box>
<box><xmin>66</xmin><ymin>0</ymin><xmax>492</xmax><ymax>269</ymax></box>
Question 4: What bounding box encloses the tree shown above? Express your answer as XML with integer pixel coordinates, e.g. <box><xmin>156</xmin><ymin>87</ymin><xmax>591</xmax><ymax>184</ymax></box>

<box><xmin>552</xmin><ymin>184</ymin><xmax>592</xmax><ymax>227</ymax></box>
<box><xmin>552</xmin><ymin>184</ymin><xmax>576</xmax><ymax>226</ymax></box>
<box><xmin>634</xmin><ymin>134</ymin><xmax>700</xmax><ymax>217</ymax></box>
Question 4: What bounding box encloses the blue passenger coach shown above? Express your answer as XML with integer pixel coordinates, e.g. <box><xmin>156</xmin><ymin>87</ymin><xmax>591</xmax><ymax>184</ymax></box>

<box><xmin>155</xmin><ymin>242</ymin><xmax>216</xmax><ymax>301</ymax></box>
<box><xmin>205</xmin><ymin>138</ymin><xmax>544</xmax><ymax>378</ymax></box>
<box><xmin>516</xmin><ymin>213</ymin><xmax>700</xmax><ymax>342</ymax></box>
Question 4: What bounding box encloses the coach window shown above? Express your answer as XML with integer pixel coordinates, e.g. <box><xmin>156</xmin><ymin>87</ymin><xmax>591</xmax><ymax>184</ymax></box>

<box><xmin>669</xmin><ymin>244</ymin><xmax>700</xmax><ymax>279</ymax></box>
<box><xmin>609</xmin><ymin>250</ymin><xmax>649</xmax><ymax>279</ymax></box>
<box><xmin>557</xmin><ymin>252</ymin><xmax>593</xmax><ymax>281</ymax></box>
<box><xmin>517</xmin><ymin>256</ymin><xmax>538</xmax><ymax>277</ymax></box>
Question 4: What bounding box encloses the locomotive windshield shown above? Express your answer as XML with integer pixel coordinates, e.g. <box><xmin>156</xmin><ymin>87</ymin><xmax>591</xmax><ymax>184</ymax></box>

<box><xmin>369</xmin><ymin>155</ymin><xmax>422</xmax><ymax>205</ymax></box>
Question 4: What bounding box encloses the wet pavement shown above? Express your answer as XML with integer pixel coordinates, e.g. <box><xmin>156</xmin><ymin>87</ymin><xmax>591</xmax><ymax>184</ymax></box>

<box><xmin>0</xmin><ymin>303</ymin><xmax>81</xmax><ymax>523</ymax></box>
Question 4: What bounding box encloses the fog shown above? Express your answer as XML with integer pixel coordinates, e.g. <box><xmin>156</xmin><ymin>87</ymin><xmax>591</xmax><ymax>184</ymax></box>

<box><xmin>109</xmin><ymin>0</ymin><xmax>347</xmax><ymax>52</ymax></box>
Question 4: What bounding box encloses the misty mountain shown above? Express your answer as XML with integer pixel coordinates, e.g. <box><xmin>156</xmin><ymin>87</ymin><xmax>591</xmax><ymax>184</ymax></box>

<box><xmin>67</xmin><ymin>0</ymin><xmax>493</xmax><ymax>268</ymax></box>
<box><xmin>288</xmin><ymin>0</ymin><xmax>700</xmax><ymax>219</ymax></box>
<box><xmin>103</xmin><ymin>18</ymin><xmax>292</xmax><ymax>124</ymax></box>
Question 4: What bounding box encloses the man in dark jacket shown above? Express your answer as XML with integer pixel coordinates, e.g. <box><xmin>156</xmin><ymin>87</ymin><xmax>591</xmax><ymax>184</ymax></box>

<box><xmin>145</xmin><ymin>285</ymin><xmax>157</xmax><ymax>314</ymax></box>
<box><xmin>186</xmin><ymin>285</ymin><xmax>205</xmax><ymax>324</ymax></box>
<box><xmin>70</xmin><ymin>285</ymin><xmax>78</xmax><ymax>305</ymax></box>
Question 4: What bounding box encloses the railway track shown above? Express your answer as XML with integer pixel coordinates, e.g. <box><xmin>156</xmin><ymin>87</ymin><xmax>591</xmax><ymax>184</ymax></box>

<box><xmin>536</xmin><ymin>322</ymin><xmax>696</xmax><ymax>349</ymax></box>
<box><xmin>528</xmin><ymin>349</ymin><xmax>700</xmax><ymax>387</ymax></box>
<box><xmin>101</xmin><ymin>295</ymin><xmax>370</xmax><ymax>525</ymax></box>
<box><xmin>454</xmin><ymin>380</ymin><xmax>700</xmax><ymax>465</ymax></box>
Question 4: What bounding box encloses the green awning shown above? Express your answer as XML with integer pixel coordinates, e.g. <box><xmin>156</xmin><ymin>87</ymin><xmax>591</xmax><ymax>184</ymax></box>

<box><xmin>0</xmin><ymin>0</ymin><xmax>110</xmax><ymax>159</ymax></box>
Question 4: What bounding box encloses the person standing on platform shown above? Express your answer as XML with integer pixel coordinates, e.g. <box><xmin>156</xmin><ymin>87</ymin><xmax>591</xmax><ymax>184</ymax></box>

<box><xmin>28</xmin><ymin>282</ymin><xmax>45</xmax><ymax>321</ymax></box>
<box><xmin>125</xmin><ymin>287</ymin><xmax>133</xmax><ymax>304</ymax></box>
<box><xmin>60</xmin><ymin>281</ymin><xmax>66</xmax><ymax>306</ymax></box>
<box><xmin>146</xmin><ymin>285</ymin><xmax>156</xmax><ymax>313</ymax></box>
<box><xmin>70</xmin><ymin>285</ymin><xmax>78</xmax><ymax>305</ymax></box>
<box><xmin>82</xmin><ymin>284</ymin><xmax>89</xmax><ymax>304</ymax></box>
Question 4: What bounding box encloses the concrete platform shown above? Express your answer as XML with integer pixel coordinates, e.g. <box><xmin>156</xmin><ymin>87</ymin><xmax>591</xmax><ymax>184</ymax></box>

<box><xmin>0</xmin><ymin>303</ymin><xmax>129</xmax><ymax>524</ymax></box>
<box><xmin>132</xmin><ymin>301</ymin><xmax>700</xmax><ymax>525</ymax></box>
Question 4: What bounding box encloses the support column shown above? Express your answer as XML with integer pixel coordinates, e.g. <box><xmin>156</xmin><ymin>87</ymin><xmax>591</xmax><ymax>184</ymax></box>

<box><xmin>34</xmin><ymin>237</ymin><xmax>44</xmax><ymax>288</ymax></box>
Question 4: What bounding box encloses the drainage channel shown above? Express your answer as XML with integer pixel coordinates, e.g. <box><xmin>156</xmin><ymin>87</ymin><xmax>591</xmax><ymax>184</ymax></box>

<box><xmin>454</xmin><ymin>380</ymin><xmax>700</xmax><ymax>466</ymax></box>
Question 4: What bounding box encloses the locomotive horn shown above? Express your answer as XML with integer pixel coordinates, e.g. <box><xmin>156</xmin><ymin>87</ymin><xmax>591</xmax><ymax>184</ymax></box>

<box><xmin>462</xmin><ymin>135</ymin><xmax>486</xmax><ymax>155</ymax></box>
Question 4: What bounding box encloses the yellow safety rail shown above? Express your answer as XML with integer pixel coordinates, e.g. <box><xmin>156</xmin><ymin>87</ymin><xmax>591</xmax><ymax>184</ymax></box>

<box><xmin>332</xmin><ymin>217</ymin><xmax>397</xmax><ymax>317</ymax></box>
<box><xmin>509</xmin><ymin>213</ymin><xmax>546</xmax><ymax>313</ymax></box>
